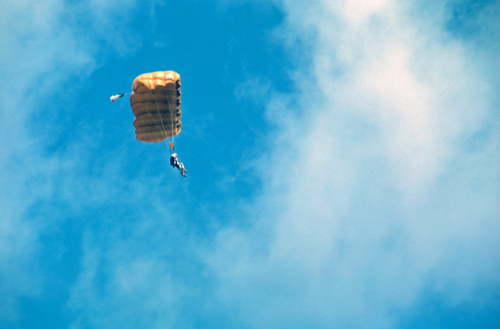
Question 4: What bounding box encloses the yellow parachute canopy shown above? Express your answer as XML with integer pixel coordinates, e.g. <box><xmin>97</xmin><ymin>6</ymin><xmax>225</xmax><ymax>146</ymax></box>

<box><xmin>130</xmin><ymin>71</ymin><xmax>181</xmax><ymax>143</ymax></box>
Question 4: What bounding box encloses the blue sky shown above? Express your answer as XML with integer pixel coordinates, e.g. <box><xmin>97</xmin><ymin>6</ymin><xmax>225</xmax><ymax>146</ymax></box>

<box><xmin>1</xmin><ymin>0</ymin><xmax>499</xmax><ymax>328</ymax></box>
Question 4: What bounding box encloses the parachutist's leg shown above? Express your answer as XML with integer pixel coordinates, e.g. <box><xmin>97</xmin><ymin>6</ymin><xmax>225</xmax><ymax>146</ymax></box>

<box><xmin>178</xmin><ymin>162</ymin><xmax>187</xmax><ymax>175</ymax></box>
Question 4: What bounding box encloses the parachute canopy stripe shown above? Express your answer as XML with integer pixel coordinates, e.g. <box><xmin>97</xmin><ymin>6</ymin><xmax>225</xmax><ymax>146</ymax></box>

<box><xmin>136</xmin><ymin>124</ymin><xmax>182</xmax><ymax>135</ymax></box>
<box><xmin>131</xmin><ymin>103</ymin><xmax>181</xmax><ymax>117</ymax></box>
<box><xmin>136</xmin><ymin>130</ymin><xmax>181</xmax><ymax>143</ymax></box>
<box><xmin>129</xmin><ymin>71</ymin><xmax>181</xmax><ymax>143</ymax></box>
<box><xmin>130</xmin><ymin>92</ymin><xmax>181</xmax><ymax>106</ymax></box>
<box><xmin>133</xmin><ymin>115</ymin><xmax>180</xmax><ymax>128</ymax></box>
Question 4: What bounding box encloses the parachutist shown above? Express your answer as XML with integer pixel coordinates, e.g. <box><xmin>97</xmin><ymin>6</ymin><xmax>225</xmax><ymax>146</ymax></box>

<box><xmin>110</xmin><ymin>93</ymin><xmax>124</xmax><ymax>102</ymax></box>
<box><xmin>170</xmin><ymin>153</ymin><xmax>187</xmax><ymax>177</ymax></box>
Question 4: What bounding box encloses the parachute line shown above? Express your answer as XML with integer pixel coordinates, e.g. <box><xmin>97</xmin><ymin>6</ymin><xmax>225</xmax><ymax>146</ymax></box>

<box><xmin>165</xmin><ymin>82</ymin><xmax>175</xmax><ymax>147</ymax></box>
<box><xmin>138</xmin><ymin>101</ymin><xmax>171</xmax><ymax>152</ymax></box>
<box><xmin>147</xmin><ymin>88</ymin><xmax>170</xmax><ymax>143</ymax></box>
<box><xmin>140</xmin><ymin>80</ymin><xmax>176</xmax><ymax>152</ymax></box>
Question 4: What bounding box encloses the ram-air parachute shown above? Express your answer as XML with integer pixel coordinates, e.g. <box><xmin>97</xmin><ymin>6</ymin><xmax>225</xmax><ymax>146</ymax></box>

<box><xmin>130</xmin><ymin>71</ymin><xmax>182</xmax><ymax>144</ymax></box>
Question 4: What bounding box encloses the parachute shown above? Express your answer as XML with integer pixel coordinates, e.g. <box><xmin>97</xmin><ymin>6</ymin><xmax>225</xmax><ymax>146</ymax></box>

<box><xmin>129</xmin><ymin>71</ymin><xmax>181</xmax><ymax>144</ymax></box>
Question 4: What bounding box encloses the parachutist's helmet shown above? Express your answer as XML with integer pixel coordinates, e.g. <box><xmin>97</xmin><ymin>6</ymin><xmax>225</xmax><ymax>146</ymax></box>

<box><xmin>171</xmin><ymin>153</ymin><xmax>177</xmax><ymax>157</ymax></box>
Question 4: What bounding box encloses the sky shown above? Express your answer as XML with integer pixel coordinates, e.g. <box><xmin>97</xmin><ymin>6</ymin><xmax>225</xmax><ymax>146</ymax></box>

<box><xmin>0</xmin><ymin>0</ymin><xmax>499</xmax><ymax>328</ymax></box>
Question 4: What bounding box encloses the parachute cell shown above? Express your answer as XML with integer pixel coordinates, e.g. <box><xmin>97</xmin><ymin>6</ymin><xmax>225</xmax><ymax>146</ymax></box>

<box><xmin>129</xmin><ymin>71</ymin><xmax>181</xmax><ymax>143</ymax></box>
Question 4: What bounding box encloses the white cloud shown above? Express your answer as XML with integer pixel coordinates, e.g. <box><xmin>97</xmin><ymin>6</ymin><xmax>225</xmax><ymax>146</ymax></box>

<box><xmin>341</xmin><ymin>0</ymin><xmax>388</xmax><ymax>25</ymax></box>
<box><xmin>66</xmin><ymin>210</ymin><xmax>201</xmax><ymax>329</ymax></box>
<box><xmin>0</xmin><ymin>0</ymin><xmax>146</xmax><ymax>322</ymax></box>
<box><xmin>206</xmin><ymin>0</ymin><xmax>500</xmax><ymax>328</ymax></box>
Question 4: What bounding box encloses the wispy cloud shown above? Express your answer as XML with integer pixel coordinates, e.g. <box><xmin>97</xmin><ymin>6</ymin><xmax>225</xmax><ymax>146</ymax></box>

<box><xmin>0</xmin><ymin>0</ymin><xmax>148</xmax><ymax>322</ymax></box>
<box><xmin>206</xmin><ymin>0</ymin><xmax>500</xmax><ymax>327</ymax></box>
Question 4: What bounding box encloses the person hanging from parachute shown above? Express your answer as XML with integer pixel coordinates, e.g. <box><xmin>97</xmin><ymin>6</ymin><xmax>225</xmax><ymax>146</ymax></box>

<box><xmin>170</xmin><ymin>153</ymin><xmax>187</xmax><ymax>177</ymax></box>
<box><xmin>110</xmin><ymin>93</ymin><xmax>125</xmax><ymax>102</ymax></box>
<box><xmin>110</xmin><ymin>70</ymin><xmax>187</xmax><ymax>176</ymax></box>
